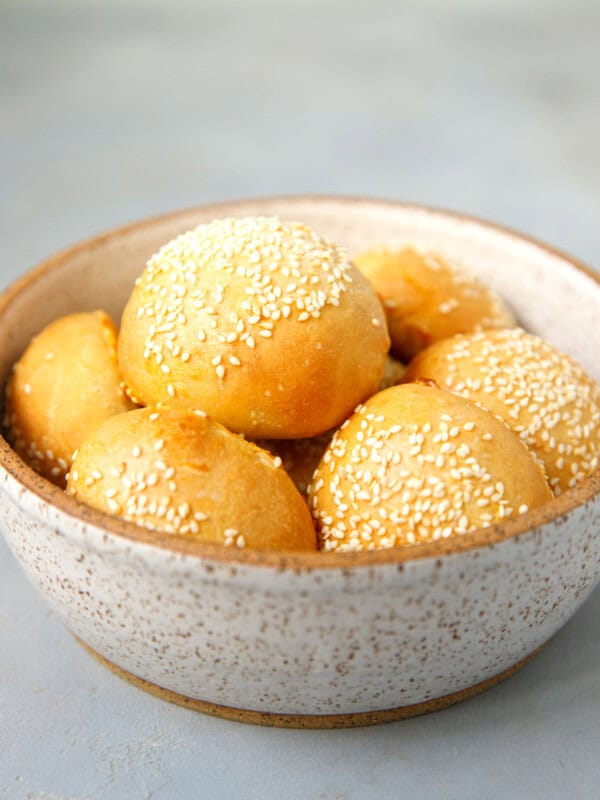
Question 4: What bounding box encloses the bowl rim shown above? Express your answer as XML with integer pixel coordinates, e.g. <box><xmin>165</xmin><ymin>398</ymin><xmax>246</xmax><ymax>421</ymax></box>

<box><xmin>1</xmin><ymin>194</ymin><xmax>599</xmax><ymax>570</ymax></box>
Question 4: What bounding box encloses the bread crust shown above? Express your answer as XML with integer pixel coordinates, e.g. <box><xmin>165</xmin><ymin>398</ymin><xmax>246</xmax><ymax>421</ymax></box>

<box><xmin>67</xmin><ymin>407</ymin><xmax>317</xmax><ymax>551</ymax></box>
<box><xmin>118</xmin><ymin>218</ymin><xmax>390</xmax><ymax>438</ymax></box>
<box><xmin>354</xmin><ymin>246</ymin><xmax>514</xmax><ymax>362</ymax></box>
<box><xmin>4</xmin><ymin>311</ymin><xmax>135</xmax><ymax>486</ymax></box>
<box><xmin>403</xmin><ymin>328</ymin><xmax>600</xmax><ymax>495</ymax></box>
<box><xmin>309</xmin><ymin>383</ymin><xmax>552</xmax><ymax>551</ymax></box>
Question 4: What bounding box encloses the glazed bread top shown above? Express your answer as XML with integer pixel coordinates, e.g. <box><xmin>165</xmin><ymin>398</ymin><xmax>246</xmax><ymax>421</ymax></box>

<box><xmin>4</xmin><ymin>311</ymin><xmax>136</xmax><ymax>486</ymax></box>
<box><xmin>403</xmin><ymin>328</ymin><xmax>600</xmax><ymax>495</ymax></box>
<box><xmin>309</xmin><ymin>383</ymin><xmax>552</xmax><ymax>551</ymax></box>
<box><xmin>354</xmin><ymin>246</ymin><xmax>514</xmax><ymax>362</ymax></box>
<box><xmin>118</xmin><ymin>217</ymin><xmax>390</xmax><ymax>438</ymax></box>
<box><xmin>67</xmin><ymin>406</ymin><xmax>317</xmax><ymax>551</ymax></box>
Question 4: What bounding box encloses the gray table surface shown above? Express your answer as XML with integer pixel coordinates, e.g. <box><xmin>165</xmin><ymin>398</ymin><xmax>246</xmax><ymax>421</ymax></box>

<box><xmin>1</xmin><ymin>1</ymin><xmax>599</xmax><ymax>798</ymax></box>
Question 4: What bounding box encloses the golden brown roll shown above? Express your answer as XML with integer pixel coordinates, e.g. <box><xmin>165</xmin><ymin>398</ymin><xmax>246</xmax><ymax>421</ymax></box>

<box><xmin>403</xmin><ymin>328</ymin><xmax>600</xmax><ymax>495</ymax></box>
<box><xmin>308</xmin><ymin>383</ymin><xmax>552</xmax><ymax>551</ymax></box>
<box><xmin>4</xmin><ymin>311</ymin><xmax>136</xmax><ymax>486</ymax></box>
<box><xmin>118</xmin><ymin>217</ymin><xmax>390</xmax><ymax>438</ymax></box>
<box><xmin>353</xmin><ymin>246</ymin><xmax>514</xmax><ymax>362</ymax></box>
<box><xmin>256</xmin><ymin>431</ymin><xmax>334</xmax><ymax>497</ymax></box>
<box><xmin>66</xmin><ymin>407</ymin><xmax>317</xmax><ymax>551</ymax></box>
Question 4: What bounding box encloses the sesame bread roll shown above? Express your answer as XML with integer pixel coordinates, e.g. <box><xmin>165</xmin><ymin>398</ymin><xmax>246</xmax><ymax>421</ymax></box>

<box><xmin>67</xmin><ymin>407</ymin><xmax>317</xmax><ymax>551</ymax></box>
<box><xmin>309</xmin><ymin>383</ymin><xmax>552</xmax><ymax>552</ymax></box>
<box><xmin>4</xmin><ymin>311</ymin><xmax>136</xmax><ymax>486</ymax></box>
<box><xmin>403</xmin><ymin>328</ymin><xmax>600</xmax><ymax>495</ymax></box>
<box><xmin>118</xmin><ymin>217</ymin><xmax>390</xmax><ymax>438</ymax></box>
<box><xmin>354</xmin><ymin>246</ymin><xmax>514</xmax><ymax>362</ymax></box>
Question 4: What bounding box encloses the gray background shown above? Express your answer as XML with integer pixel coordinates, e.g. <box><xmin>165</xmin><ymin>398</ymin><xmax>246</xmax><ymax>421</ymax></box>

<box><xmin>1</xmin><ymin>1</ymin><xmax>599</xmax><ymax>798</ymax></box>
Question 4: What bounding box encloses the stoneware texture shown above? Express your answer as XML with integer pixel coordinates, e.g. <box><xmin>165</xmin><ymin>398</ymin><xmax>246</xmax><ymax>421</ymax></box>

<box><xmin>0</xmin><ymin>197</ymin><xmax>599</xmax><ymax>727</ymax></box>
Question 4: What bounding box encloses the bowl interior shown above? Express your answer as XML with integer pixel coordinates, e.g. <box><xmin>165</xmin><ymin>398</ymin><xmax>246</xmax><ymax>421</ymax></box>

<box><xmin>0</xmin><ymin>196</ymin><xmax>599</xmax><ymax>565</ymax></box>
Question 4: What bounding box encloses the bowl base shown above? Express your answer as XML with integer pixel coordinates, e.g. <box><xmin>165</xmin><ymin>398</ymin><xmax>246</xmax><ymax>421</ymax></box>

<box><xmin>76</xmin><ymin>638</ymin><xmax>543</xmax><ymax>728</ymax></box>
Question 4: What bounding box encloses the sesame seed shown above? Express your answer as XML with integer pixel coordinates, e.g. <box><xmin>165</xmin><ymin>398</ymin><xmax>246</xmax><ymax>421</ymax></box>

<box><xmin>407</xmin><ymin>328</ymin><xmax>600</xmax><ymax>496</ymax></box>
<box><xmin>135</xmin><ymin>217</ymin><xmax>355</xmax><ymax>392</ymax></box>
<box><xmin>308</xmin><ymin>380</ymin><xmax>552</xmax><ymax>552</ymax></box>
<box><xmin>107</xmin><ymin>498</ymin><xmax>121</xmax><ymax>514</ymax></box>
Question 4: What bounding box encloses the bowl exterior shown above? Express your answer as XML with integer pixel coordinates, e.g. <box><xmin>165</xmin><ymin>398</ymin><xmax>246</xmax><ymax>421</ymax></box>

<box><xmin>1</xmin><ymin>465</ymin><xmax>598</xmax><ymax>717</ymax></box>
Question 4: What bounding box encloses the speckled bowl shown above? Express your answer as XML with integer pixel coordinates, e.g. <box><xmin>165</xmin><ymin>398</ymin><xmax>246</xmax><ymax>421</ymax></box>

<box><xmin>1</xmin><ymin>197</ymin><xmax>599</xmax><ymax>728</ymax></box>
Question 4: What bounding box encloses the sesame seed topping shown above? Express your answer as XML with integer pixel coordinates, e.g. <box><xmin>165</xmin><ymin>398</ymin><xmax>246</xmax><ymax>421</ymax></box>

<box><xmin>407</xmin><ymin>328</ymin><xmax>600</xmax><ymax>496</ymax></box>
<box><xmin>309</xmin><ymin>384</ymin><xmax>551</xmax><ymax>552</ymax></box>
<box><xmin>132</xmin><ymin>217</ymin><xmax>354</xmax><ymax>399</ymax></box>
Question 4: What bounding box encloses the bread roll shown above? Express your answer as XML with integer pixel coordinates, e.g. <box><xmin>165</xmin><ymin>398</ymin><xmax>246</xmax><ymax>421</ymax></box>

<box><xmin>309</xmin><ymin>383</ymin><xmax>552</xmax><ymax>551</ymax></box>
<box><xmin>354</xmin><ymin>246</ymin><xmax>514</xmax><ymax>362</ymax></box>
<box><xmin>118</xmin><ymin>217</ymin><xmax>390</xmax><ymax>438</ymax></box>
<box><xmin>67</xmin><ymin>407</ymin><xmax>317</xmax><ymax>551</ymax></box>
<box><xmin>403</xmin><ymin>328</ymin><xmax>600</xmax><ymax>495</ymax></box>
<box><xmin>4</xmin><ymin>311</ymin><xmax>136</xmax><ymax>486</ymax></box>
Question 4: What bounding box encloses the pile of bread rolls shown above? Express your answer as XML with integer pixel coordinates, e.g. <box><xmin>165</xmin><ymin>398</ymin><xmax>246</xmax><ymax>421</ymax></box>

<box><xmin>5</xmin><ymin>217</ymin><xmax>599</xmax><ymax>552</ymax></box>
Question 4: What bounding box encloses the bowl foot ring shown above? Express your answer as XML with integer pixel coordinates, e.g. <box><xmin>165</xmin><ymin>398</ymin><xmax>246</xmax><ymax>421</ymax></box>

<box><xmin>76</xmin><ymin>638</ymin><xmax>543</xmax><ymax>729</ymax></box>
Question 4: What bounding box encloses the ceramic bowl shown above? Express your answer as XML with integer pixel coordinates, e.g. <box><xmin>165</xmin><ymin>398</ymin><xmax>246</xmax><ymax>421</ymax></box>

<box><xmin>1</xmin><ymin>197</ymin><xmax>599</xmax><ymax>728</ymax></box>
